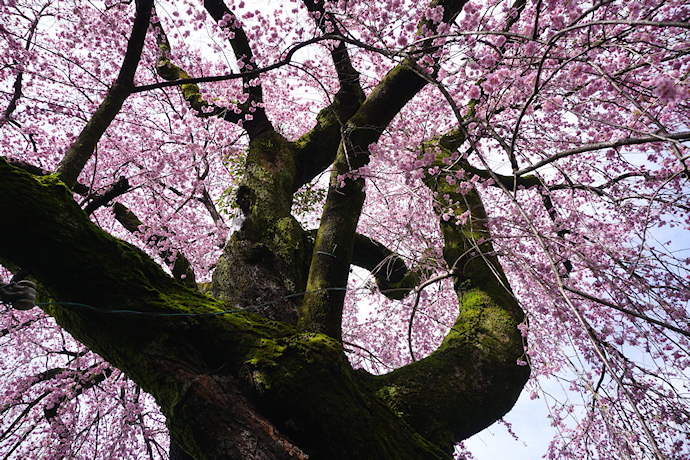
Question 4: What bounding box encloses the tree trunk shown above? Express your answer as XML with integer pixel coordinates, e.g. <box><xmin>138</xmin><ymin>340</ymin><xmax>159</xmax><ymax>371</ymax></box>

<box><xmin>0</xmin><ymin>151</ymin><xmax>528</xmax><ymax>458</ymax></box>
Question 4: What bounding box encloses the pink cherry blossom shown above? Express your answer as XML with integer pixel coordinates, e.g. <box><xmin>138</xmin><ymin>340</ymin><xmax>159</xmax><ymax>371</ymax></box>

<box><xmin>1</xmin><ymin>0</ymin><xmax>689</xmax><ymax>458</ymax></box>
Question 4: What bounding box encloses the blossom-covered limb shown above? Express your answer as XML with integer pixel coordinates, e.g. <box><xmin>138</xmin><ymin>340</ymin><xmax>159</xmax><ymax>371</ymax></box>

<box><xmin>292</xmin><ymin>0</ymin><xmax>366</xmax><ymax>190</ymax></box>
<box><xmin>55</xmin><ymin>0</ymin><xmax>153</xmax><ymax>188</ymax></box>
<box><xmin>112</xmin><ymin>203</ymin><xmax>197</xmax><ymax>288</ymax></box>
<box><xmin>301</xmin><ymin>0</ymin><xmax>362</xmax><ymax>94</ymax></box>
<box><xmin>153</xmin><ymin>14</ymin><xmax>244</xmax><ymax>124</ymax></box>
<box><xmin>356</xmin><ymin>133</ymin><xmax>529</xmax><ymax>448</ymax></box>
<box><xmin>203</xmin><ymin>0</ymin><xmax>273</xmax><ymax>138</ymax></box>
<box><xmin>1</xmin><ymin>5</ymin><xmax>44</xmax><ymax>128</ymax></box>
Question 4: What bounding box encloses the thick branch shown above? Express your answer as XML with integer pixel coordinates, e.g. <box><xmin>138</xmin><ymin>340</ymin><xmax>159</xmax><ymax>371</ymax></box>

<box><xmin>55</xmin><ymin>0</ymin><xmax>153</xmax><ymax>188</ymax></box>
<box><xmin>361</xmin><ymin>282</ymin><xmax>528</xmax><ymax>446</ymax></box>
<box><xmin>351</xmin><ymin>233</ymin><xmax>420</xmax><ymax>300</ymax></box>
<box><xmin>154</xmin><ymin>20</ymin><xmax>244</xmax><ymax>124</ymax></box>
<box><xmin>360</xmin><ymin>136</ymin><xmax>529</xmax><ymax>447</ymax></box>
<box><xmin>82</xmin><ymin>176</ymin><xmax>130</xmax><ymax>215</ymax></box>
<box><xmin>301</xmin><ymin>0</ymin><xmax>362</xmax><ymax>98</ymax></box>
<box><xmin>429</xmin><ymin>128</ymin><xmax>541</xmax><ymax>189</ymax></box>
<box><xmin>292</xmin><ymin>1</ymin><xmax>365</xmax><ymax>190</ymax></box>
<box><xmin>292</xmin><ymin>104</ymin><xmax>358</xmax><ymax>191</ymax></box>
<box><xmin>0</xmin><ymin>159</ymin><xmax>181</xmax><ymax>310</ymax></box>
<box><xmin>112</xmin><ymin>202</ymin><xmax>196</xmax><ymax>288</ymax></box>
<box><xmin>297</xmin><ymin>62</ymin><xmax>445</xmax><ymax>337</ymax></box>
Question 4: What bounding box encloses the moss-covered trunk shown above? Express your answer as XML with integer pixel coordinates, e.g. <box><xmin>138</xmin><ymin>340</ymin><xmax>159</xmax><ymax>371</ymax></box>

<box><xmin>1</xmin><ymin>145</ymin><xmax>528</xmax><ymax>458</ymax></box>
<box><xmin>0</xmin><ymin>159</ymin><xmax>449</xmax><ymax>458</ymax></box>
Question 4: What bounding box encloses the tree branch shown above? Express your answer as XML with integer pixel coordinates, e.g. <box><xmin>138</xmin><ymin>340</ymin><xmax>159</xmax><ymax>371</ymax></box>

<box><xmin>55</xmin><ymin>0</ymin><xmax>153</xmax><ymax>188</ymax></box>
<box><xmin>153</xmin><ymin>16</ymin><xmax>245</xmax><ymax>124</ymax></box>
<box><xmin>112</xmin><ymin>202</ymin><xmax>197</xmax><ymax>288</ymax></box>
<box><xmin>562</xmin><ymin>285</ymin><xmax>690</xmax><ymax>338</ymax></box>
<box><xmin>515</xmin><ymin>131</ymin><xmax>690</xmax><ymax>177</ymax></box>
<box><xmin>0</xmin><ymin>157</ymin><xmax>451</xmax><ymax>458</ymax></box>
<box><xmin>1</xmin><ymin>6</ymin><xmax>44</xmax><ymax>127</ymax></box>
<box><xmin>350</xmin><ymin>233</ymin><xmax>420</xmax><ymax>300</ymax></box>
<box><xmin>203</xmin><ymin>0</ymin><xmax>273</xmax><ymax>138</ymax></box>
<box><xmin>407</xmin><ymin>270</ymin><xmax>456</xmax><ymax>361</ymax></box>
<box><xmin>301</xmin><ymin>0</ymin><xmax>363</xmax><ymax>98</ymax></box>
<box><xmin>42</xmin><ymin>366</ymin><xmax>114</xmax><ymax>421</ymax></box>
<box><xmin>1</xmin><ymin>71</ymin><xmax>23</xmax><ymax>128</ymax></box>
<box><xmin>6</xmin><ymin>158</ymin><xmax>106</xmax><ymax>205</ymax></box>
<box><xmin>292</xmin><ymin>0</ymin><xmax>366</xmax><ymax>190</ymax></box>
<box><xmin>360</xmin><ymin>133</ymin><xmax>529</xmax><ymax>448</ymax></box>
<box><xmin>82</xmin><ymin>176</ymin><xmax>130</xmax><ymax>215</ymax></box>
<box><xmin>132</xmin><ymin>34</ymin><xmax>335</xmax><ymax>93</ymax></box>
<box><xmin>299</xmin><ymin>0</ymin><xmax>470</xmax><ymax>339</ymax></box>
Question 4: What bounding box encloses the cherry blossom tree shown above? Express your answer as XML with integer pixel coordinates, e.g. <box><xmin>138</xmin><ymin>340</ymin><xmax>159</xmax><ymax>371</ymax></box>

<box><xmin>0</xmin><ymin>0</ymin><xmax>688</xmax><ymax>458</ymax></box>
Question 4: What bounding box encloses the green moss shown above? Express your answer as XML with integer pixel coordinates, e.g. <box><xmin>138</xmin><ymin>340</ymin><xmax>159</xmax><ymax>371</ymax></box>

<box><xmin>293</xmin><ymin>106</ymin><xmax>337</xmax><ymax>150</ymax></box>
<box><xmin>298</xmin><ymin>153</ymin><xmax>367</xmax><ymax>337</ymax></box>
<box><xmin>236</xmin><ymin>331</ymin><xmax>447</xmax><ymax>459</ymax></box>
<box><xmin>346</xmin><ymin>128</ymin><xmax>530</xmax><ymax>449</ymax></box>
<box><xmin>375</xmin><ymin>385</ymin><xmax>409</xmax><ymax>418</ymax></box>
<box><xmin>362</xmin><ymin>277</ymin><xmax>527</xmax><ymax>448</ymax></box>
<box><xmin>272</xmin><ymin>217</ymin><xmax>302</xmax><ymax>252</ymax></box>
<box><xmin>181</xmin><ymin>83</ymin><xmax>203</xmax><ymax>106</ymax></box>
<box><xmin>239</xmin><ymin>132</ymin><xmax>297</xmax><ymax>217</ymax></box>
<box><xmin>212</xmin><ymin>130</ymin><xmax>316</xmax><ymax>324</ymax></box>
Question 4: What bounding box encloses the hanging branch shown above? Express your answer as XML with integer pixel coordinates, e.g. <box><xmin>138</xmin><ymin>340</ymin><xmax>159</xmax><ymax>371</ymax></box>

<box><xmin>407</xmin><ymin>270</ymin><xmax>456</xmax><ymax>361</ymax></box>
